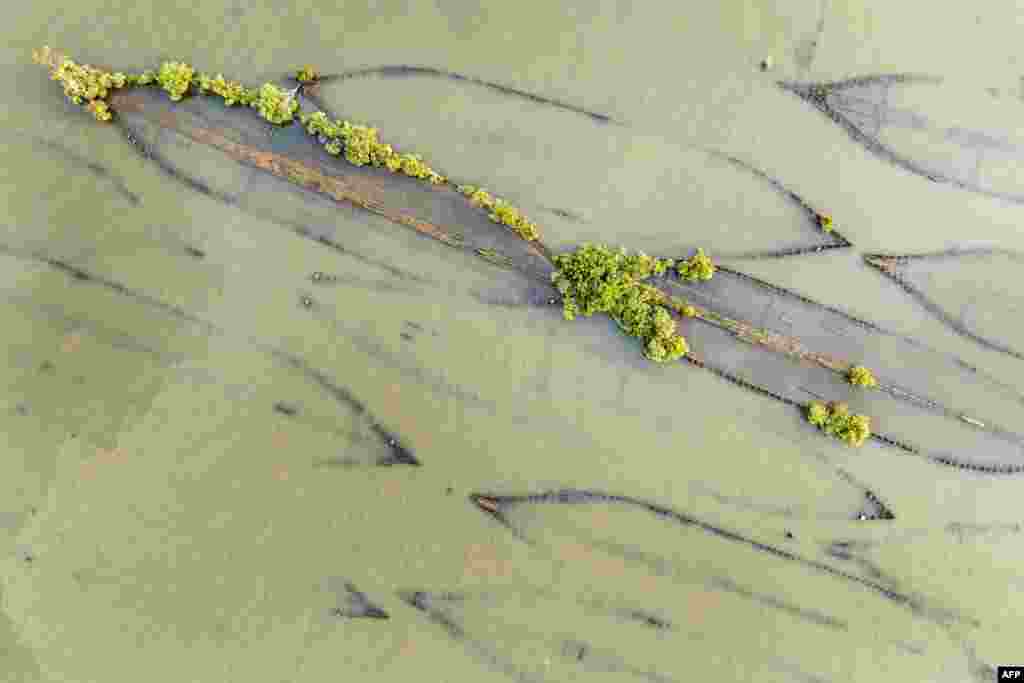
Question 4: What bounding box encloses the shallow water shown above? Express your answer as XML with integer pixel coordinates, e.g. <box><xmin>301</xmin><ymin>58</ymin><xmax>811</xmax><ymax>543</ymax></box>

<box><xmin>2</xmin><ymin>1</ymin><xmax>1024</xmax><ymax>682</ymax></box>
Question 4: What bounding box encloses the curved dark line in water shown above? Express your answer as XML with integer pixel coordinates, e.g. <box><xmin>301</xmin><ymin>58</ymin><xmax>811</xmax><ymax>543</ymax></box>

<box><xmin>468</xmin><ymin>490</ymin><xmax>977</xmax><ymax>628</ymax></box>
<box><xmin>331</xmin><ymin>581</ymin><xmax>390</xmax><ymax>619</ymax></box>
<box><xmin>32</xmin><ymin>136</ymin><xmax>141</xmax><ymax>206</ymax></box>
<box><xmin>316</xmin><ymin>65</ymin><xmax>623</xmax><ymax>126</ymax></box>
<box><xmin>398</xmin><ymin>591</ymin><xmax>542</xmax><ymax>683</ymax></box>
<box><xmin>870</xmin><ymin>246</ymin><xmax>1024</xmax><ymax>263</ymax></box>
<box><xmin>710</xmin><ymin>575</ymin><xmax>848</xmax><ymax>630</ymax></box>
<box><xmin>833</xmin><ymin>468</ymin><xmax>896</xmax><ymax>521</ymax></box>
<box><xmin>700</xmin><ymin>149</ymin><xmax>853</xmax><ymax>256</ymax></box>
<box><xmin>725</xmin><ymin>243</ymin><xmax>850</xmax><ymax>260</ymax></box>
<box><xmin>0</xmin><ymin>244</ymin><xmax>419</xmax><ymax>467</ymax></box>
<box><xmin>863</xmin><ymin>254</ymin><xmax>1024</xmax><ymax>362</ymax></box>
<box><xmin>778</xmin><ymin>75</ymin><xmax>1024</xmax><ymax>205</ymax></box>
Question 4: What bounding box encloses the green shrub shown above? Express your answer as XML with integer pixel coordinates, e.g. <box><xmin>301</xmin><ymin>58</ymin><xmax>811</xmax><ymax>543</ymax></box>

<box><xmin>295</xmin><ymin>65</ymin><xmax>320</xmax><ymax>83</ymax></box>
<box><xmin>552</xmin><ymin>244</ymin><xmax>687</xmax><ymax>362</ymax></box>
<box><xmin>676</xmin><ymin>248</ymin><xmax>715</xmax><ymax>281</ymax></box>
<box><xmin>33</xmin><ymin>47</ymin><xmax>130</xmax><ymax>121</ymax></box>
<box><xmin>156</xmin><ymin>61</ymin><xmax>194</xmax><ymax>101</ymax></box>
<box><xmin>251</xmin><ymin>82</ymin><xmax>299</xmax><ymax>124</ymax></box>
<box><xmin>195</xmin><ymin>73</ymin><xmax>252</xmax><ymax>106</ymax></box>
<box><xmin>457</xmin><ymin>185</ymin><xmax>539</xmax><ymax>241</ymax></box>
<box><xmin>847</xmin><ymin>365</ymin><xmax>878</xmax><ymax>388</ymax></box>
<box><xmin>806</xmin><ymin>401</ymin><xmax>871</xmax><ymax>447</ymax></box>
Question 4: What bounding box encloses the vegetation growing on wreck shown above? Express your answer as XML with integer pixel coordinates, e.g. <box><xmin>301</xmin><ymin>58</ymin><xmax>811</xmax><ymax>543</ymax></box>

<box><xmin>552</xmin><ymin>244</ymin><xmax>687</xmax><ymax>362</ymax></box>
<box><xmin>807</xmin><ymin>400</ymin><xmax>871</xmax><ymax>447</ymax></box>
<box><xmin>847</xmin><ymin>365</ymin><xmax>878</xmax><ymax>388</ymax></box>
<box><xmin>194</xmin><ymin>73</ymin><xmax>252</xmax><ymax>106</ymax></box>
<box><xmin>299</xmin><ymin>111</ymin><xmax>445</xmax><ymax>183</ymax></box>
<box><xmin>33</xmin><ymin>46</ymin><xmax>548</xmax><ymax>244</ymax></box>
<box><xmin>456</xmin><ymin>185</ymin><xmax>541</xmax><ymax>242</ymax></box>
<box><xmin>676</xmin><ymin>248</ymin><xmax>716</xmax><ymax>281</ymax></box>
<box><xmin>295</xmin><ymin>65</ymin><xmax>320</xmax><ymax>84</ymax></box>
<box><xmin>32</xmin><ymin>46</ymin><xmax>131</xmax><ymax>121</ymax></box>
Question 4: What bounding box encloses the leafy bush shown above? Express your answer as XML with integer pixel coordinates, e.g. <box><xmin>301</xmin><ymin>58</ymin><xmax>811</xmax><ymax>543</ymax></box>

<box><xmin>847</xmin><ymin>365</ymin><xmax>878</xmax><ymax>388</ymax></box>
<box><xmin>806</xmin><ymin>400</ymin><xmax>871</xmax><ymax>447</ymax></box>
<box><xmin>552</xmin><ymin>244</ymin><xmax>687</xmax><ymax>362</ymax></box>
<box><xmin>156</xmin><ymin>61</ymin><xmax>194</xmax><ymax>101</ymax></box>
<box><xmin>33</xmin><ymin>47</ymin><xmax>130</xmax><ymax>121</ymax></box>
<box><xmin>251</xmin><ymin>82</ymin><xmax>299</xmax><ymax>124</ymax></box>
<box><xmin>457</xmin><ymin>185</ymin><xmax>539</xmax><ymax>242</ymax></box>
<box><xmin>295</xmin><ymin>65</ymin><xmax>319</xmax><ymax>83</ymax></box>
<box><xmin>195</xmin><ymin>73</ymin><xmax>252</xmax><ymax>106</ymax></box>
<box><xmin>299</xmin><ymin>112</ymin><xmax>446</xmax><ymax>183</ymax></box>
<box><xmin>676</xmin><ymin>248</ymin><xmax>715</xmax><ymax>281</ymax></box>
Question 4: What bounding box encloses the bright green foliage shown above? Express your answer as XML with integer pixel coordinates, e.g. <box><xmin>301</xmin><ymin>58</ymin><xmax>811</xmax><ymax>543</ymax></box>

<box><xmin>251</xmin><ymin>82</ymin><xmax>299</xmax><ymax>124</ymax></box>
<box><xmin>295</xmin><ymin>65</ymin><xmax>320</xmax><ymax>83</ymax></box>
<box><xmin>126</xmin><ymin>70</ymin><xmax>156</xmax><ymax>86</ymax></box>
<box><xmin>818</xmin><ymin>214</ymin><xmax>834</xmax><ymax>232</ymax></box>
<box><xmin>299</xmin><ymin>111</ymin><xmax>446</xmax><ymax>182</ymax></box>
<box><xmin>552</xmin><ymin>244</ymin><xmax>689</xmax><ymax>363</ymax></box>
<box><xmin>847</xmin><ymin>365</ymin><xmax>878</xmax><ymax>388</ymax></box>
<box><xmin>156</xmin><ymin>61</ymin><xmax>195</xmax><ymax>101</ymax></box>
<box><xmin>457</xmin><ymin>185</ymin><xmax>540</xmax><ymax>242</ymax></box>
<box><xmin>86</xmin><ymin>100</ymin><xmax>113</xmax><ymax>121</ymax></box>
<box><xmin>195</xmin><ymin>73</ymin><xmax>252</xmax><ymax>106</ymax></box>
<box><xmin>806</xmin><ymin>401</ymin><xmax>871</xmax><ymax>447</ymax></box>
<box><xmin>676</xmin><ymin>248</ymin><xmax>716</xmax><ymax>282</ymax></box>
<box><xmin>33</xmin><ymin>47</ymin><xmax>130</xmax><ymax>121</ymax></box>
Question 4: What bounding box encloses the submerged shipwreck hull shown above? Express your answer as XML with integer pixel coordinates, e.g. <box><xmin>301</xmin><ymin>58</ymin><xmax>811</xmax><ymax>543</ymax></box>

<box><xmin>90</xmin><ymin>85</ymin><xmax>1022</xmax><ymax>476</ymax></box>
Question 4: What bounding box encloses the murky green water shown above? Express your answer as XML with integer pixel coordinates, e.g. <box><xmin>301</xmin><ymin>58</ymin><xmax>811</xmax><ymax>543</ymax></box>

<box><xmin>2</xmin><ymin>1</ymin><xmax>1023</xmax><ymax>681</ymax></box>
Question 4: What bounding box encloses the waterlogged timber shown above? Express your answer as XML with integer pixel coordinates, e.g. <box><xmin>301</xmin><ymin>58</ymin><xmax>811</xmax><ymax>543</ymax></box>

<box><xmin>31</xmin><ymin>48</ymin><xmax>1024</xmax><ymax>469</ymax></box>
